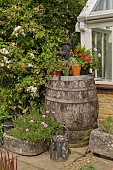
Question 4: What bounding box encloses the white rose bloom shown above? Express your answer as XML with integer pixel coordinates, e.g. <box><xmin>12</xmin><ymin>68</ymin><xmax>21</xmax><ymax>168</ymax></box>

<box><xmin>28</xmin><ymin>63</ymin><xmax>33</xmax><ymax>67</ymax></box>
<box><xmin>98</xmin><ymin>53</ymin><xmax>101</xmax><ymax>57</ymax></box>
<box><xmin>12</xmin><ymin>26</ymin><xmax>25</xmax><ymax>36</ymax></box>
<box><xmin>14</xmin><ymin>33</ymin><xmax>18</xmax><ymax>37</ymax></box>
<box><xmin>11</xmin><ymin>42</ymin><xmax>16</xmax><ymax>47</ymax></box>
<box><xmin>5</xmin><ymin>60</ymin><xmax>11</xmax><ymax>64</ymax></box>
<box><xmin>31</xmin><ymin>86</ymin><xmax>37</xmax><ymax>93</ymax></box>
<box><xmin>7</xmin><ymin>65</ymin><xmax>10</xmax><ymax>68</ymax></box>
<box><xmin>0</xmin><ymin>62</ymin><xmax>4</xmax><ymax>67</ymax></box>
<box><xmin>14</xmin><ymin>25</ymin><xmax>21</xmax><ymax>32</ymax></box>
<box><xmin>94</xmin><ymin>48</ymin><xmax>97</xmax><ymax>52</ymax></box>
<box><xmin>30</xmin><ymin>53</ymin><xmax>35</xmax><ymax>58</ymax></box>
<box><xmin>4</xmin><ymin>56</ymin><xmax>8</xmax><ymax>61</ymax></box>
<box><xmin>27</xmin><ymin>86</ymin><xmax>37</xmax><ymax>93</ymax></box>
<box><xmin>0</xmin><ymin>48</ymin><xmax>9</xmax><ymax>55</ymax></box>
<box><xmin>26</xmin><ymin>87</ymin><xmax>31</xmax><ymax>92</ymax></box>
<box><xmin>21</xmin><ymin>29</ymin><xmax>25</xmax><ymax>36</ymax></box>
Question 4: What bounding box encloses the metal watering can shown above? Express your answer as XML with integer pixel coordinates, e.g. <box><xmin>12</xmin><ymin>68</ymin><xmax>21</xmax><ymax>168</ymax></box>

<box><xmin>50</xmin><ymin>125</ymin><xmax>69</xmax><ymax>162</ymax></box>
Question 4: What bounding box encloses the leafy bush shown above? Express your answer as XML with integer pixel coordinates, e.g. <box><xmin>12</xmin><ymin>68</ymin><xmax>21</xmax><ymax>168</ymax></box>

<box><xmin>8</xmin><ymin>109</ymin><xmax>61</xmax><ymax>144</ymax></box>
<box><xmin>0</xmin><ymin>0</ymin><xmax>87</xmax><ymax>120</ymax></box>
<box><xmin>0</xmin><ymin>1</ymin><xmax>57</xmax><ymax>120</ymax></box>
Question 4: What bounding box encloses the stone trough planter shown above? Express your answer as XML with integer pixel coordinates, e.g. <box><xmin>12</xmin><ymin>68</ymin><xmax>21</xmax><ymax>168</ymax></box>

<box><xmin>89</xmin><ymin>128</ymin><xmax>113</xmax><ymax>159</ymax></box>
<box><xmin>3</xmin><ymin>133</ymin><xmax>48</xmax><ymax>156</ymax></box>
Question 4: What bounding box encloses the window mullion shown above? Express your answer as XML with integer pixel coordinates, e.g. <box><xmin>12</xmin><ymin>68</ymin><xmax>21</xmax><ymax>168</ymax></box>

<box><xmin>102</xmin><ymin>33</ymin><xmax>104</xmax><ymax>78</ymax></box>
<box><xmin>112</xmin><ymin>27</ymin><xmax>113</xmax><ymax>82</ymax></box>
<box><xmin>95</xmin><ymin>32</ymin><xmax>98</xmax><ymax>78</ymax></box>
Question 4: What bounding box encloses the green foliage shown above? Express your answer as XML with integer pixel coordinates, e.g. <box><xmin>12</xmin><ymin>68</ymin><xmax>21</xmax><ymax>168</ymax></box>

<box><xmin>0</xmin><ymin>0</ymin><xmax>87</xmax><ymax>119</ymax></box>
<box><xmin>8</xmin><ymin>109</ymin><xmax>61</xmax><ymax>143</ymax></box>
<box><xmin>101</xmin><ymin>116</ymin><xmax>113</xmax><ymax>134</ymax></box>
<box><xmin>78</xmin><ymin>163</ymin><xmax>98</xmax><ymax>170</ymax></box>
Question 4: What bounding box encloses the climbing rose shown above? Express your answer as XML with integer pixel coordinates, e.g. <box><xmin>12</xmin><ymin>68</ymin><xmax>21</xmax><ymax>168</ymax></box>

<box><xmin>81</xmin><ymin>52</ymin><xmax>86</xmax><ymax>58</ymax></box>
<box><xmin>86</xmin><ymin>57</ymin><xmax>92</xmax><ymax>62</ymax></box>
<box><xmin>94</xmin><ymin>47</ymin><xmax>97</xmax><ymax>51</ymax></box>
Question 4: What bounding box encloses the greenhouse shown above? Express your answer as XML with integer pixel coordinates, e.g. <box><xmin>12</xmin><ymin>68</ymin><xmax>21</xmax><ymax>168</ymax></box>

<box><xmin>76</xmin><ymin>0</ymin><xmax>113</xmax><ymax>85</ymax></box>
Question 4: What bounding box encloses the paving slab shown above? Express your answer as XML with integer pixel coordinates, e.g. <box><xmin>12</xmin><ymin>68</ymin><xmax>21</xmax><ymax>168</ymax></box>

<box><xmin>1</xmin><ymin>146</ymin><xmax>113</xmax><ymax>170</ymax></box>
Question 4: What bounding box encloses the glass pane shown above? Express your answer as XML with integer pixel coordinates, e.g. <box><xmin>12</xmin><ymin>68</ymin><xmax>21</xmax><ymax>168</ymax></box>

<box><xmin>92</xmin><ymin>28</ymin><xmax>112</xmax><ymax>81</ymax></box>
<box><xmin>93</xmin><ymin>0</ymin><xmax>113</xmax><ymax>11</ymax></box>
<box><xmin>104</xmin><ymin>33</ymin><xmax>112</xmax><ymax>80</ymax></box>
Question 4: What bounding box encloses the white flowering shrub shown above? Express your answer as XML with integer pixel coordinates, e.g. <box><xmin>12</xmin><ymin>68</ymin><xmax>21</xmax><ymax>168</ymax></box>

<box><xmin>0</xmin><ymin>1</ymin><xmax>60</xmax><ymax>120</ymax></box>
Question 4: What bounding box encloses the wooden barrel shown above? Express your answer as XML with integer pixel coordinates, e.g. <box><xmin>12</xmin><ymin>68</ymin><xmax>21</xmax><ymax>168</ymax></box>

<box><xmin>45</xmin><ymin>75</ymin><xmax>98</xmax><ymax>147</ymax></box>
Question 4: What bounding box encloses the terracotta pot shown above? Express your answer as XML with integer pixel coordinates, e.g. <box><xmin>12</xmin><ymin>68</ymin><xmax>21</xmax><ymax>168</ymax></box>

<box><xmin>72</xmin><ymin>65</ymin><xmax>81</xmax><ymax>76</ymax></box>
<box><xmin>53</xmin><ymin>70</ymin><xmax>63</xmax><ymax>76</ymax></box>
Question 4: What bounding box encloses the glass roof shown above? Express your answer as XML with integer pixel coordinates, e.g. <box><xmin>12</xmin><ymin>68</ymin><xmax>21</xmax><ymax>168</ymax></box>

<box><xmin>93</xmin><ymin>0</ymin><xmax>113</xmax><ymax>11</ymax></box>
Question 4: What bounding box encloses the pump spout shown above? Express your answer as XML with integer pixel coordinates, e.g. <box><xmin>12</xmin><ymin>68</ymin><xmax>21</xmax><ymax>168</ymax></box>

<box><xmin>53</xmin><ymin>51</ymin><xmax>66</xmax><ymax>58</ymax></box>
<box><xmin>53</xmin><ymin>30</ymin><xmax>74</xmax><ymax>60</ymax></box>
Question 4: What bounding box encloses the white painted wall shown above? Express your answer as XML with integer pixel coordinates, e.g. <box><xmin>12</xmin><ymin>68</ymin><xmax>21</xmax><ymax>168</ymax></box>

<box><xmin>80</xmin><ymin>27</ymin><xmax>92</xmax><ymax>49</ymax></box>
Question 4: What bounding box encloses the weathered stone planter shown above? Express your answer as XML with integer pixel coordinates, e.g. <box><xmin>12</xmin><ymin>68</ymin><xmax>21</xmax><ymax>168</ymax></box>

<box><xmin>3</xmin><ymin>133</ymin><xmax>48</xmax><ymax>156</ymax></box>
<box><xmin>89</xmin><ymin>128</ymin><xmax>113</xmax><ymax>159</ymax></box>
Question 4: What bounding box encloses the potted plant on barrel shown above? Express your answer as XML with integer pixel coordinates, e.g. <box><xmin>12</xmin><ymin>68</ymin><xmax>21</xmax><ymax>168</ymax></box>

<box><xmin>53</xmin><ymin>57</ymin><xmax>64</xmax><ymax>76</ymax></box>
<box><xmin>70</xmin><ymin>44</ymin><xmax>99</xmax><ymax>76</ymax></box>
<box><xmin>69</xmin><ymin>57</ymin><xmax>81</xmax><ymax>76</ymax></box>
<box><xmin>62</xmin><ymin>60</ymin><xmax>71</xmax><ymax>76</ymax></box>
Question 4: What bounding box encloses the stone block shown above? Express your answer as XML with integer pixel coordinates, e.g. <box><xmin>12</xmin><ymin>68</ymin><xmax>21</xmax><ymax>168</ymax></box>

<box><xmin>89</xmin><ymin>128</ymin><xmax>113</xmax><ymax>159</ymax></box>
<box><xmin>99</xmin><ymin>108</ymin><xmax>113</xmax><ymax>115</ymax></box>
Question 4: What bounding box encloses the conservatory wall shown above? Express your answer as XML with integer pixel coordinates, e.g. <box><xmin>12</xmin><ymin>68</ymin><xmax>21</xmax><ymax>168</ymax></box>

<box><xmin>76</xmin><ymin>0</ymin><xmax>113</xmax><ymax>122</ymax></box>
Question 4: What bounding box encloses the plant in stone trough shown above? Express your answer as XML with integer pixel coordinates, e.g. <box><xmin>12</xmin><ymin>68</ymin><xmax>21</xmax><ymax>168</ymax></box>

<box><xmin>7</xmin><ymin>109</ymin><xmax>61</xmax><ymax>144</ymax></box>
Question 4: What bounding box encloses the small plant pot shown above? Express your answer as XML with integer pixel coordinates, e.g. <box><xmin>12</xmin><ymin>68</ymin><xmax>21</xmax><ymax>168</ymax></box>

<box><xmin>53</xmin><ymin>70</ymin><xmax>63</xmax><ymax>76</ymax></box>
<box><xmin>63</xmin><ymin>68</ymin><xmax>70</xmax><ymax>76</ymax></box>
<box><xmin>72</xmin><ymin>65</ymin><xmax>81</xmax><ymax>76</ymax></box>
